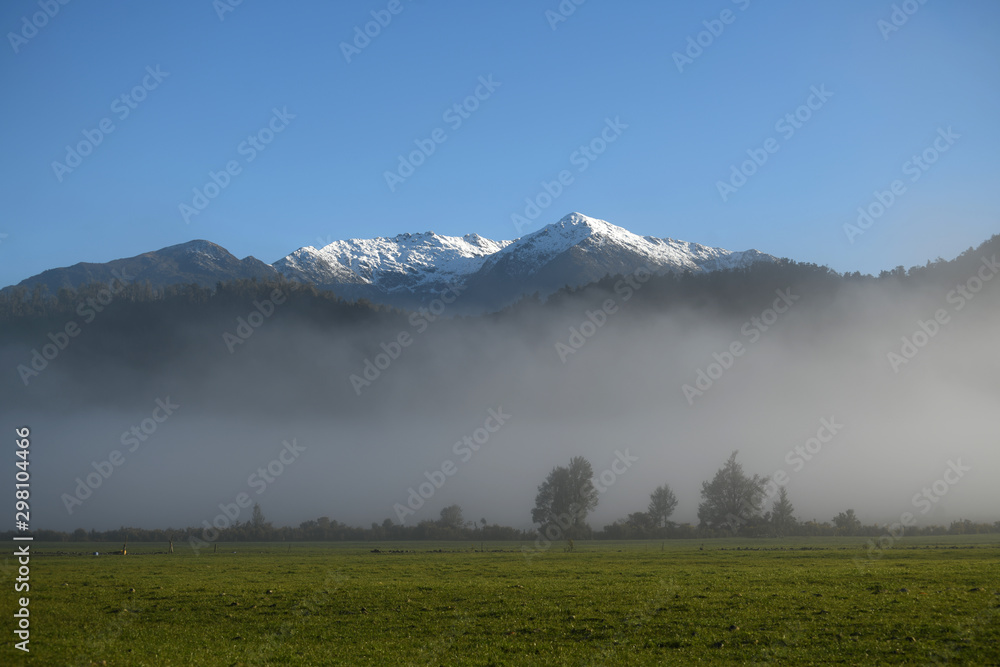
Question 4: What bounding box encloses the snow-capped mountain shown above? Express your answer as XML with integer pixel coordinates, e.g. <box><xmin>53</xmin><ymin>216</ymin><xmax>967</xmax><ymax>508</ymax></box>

<box><xmin>461</xmin><ymin>213</ymin><xmax>775</xmax><ymax>308</ymax></box>
<box><xmin>273</xmin><ymin>213</ymin><xmax>777</xmax><ymax>310</ymax></box>
<box><xmin>7</xmin><ymin>213</ymin><xmax>777</xmax><ymax>312</ymax></box>
<box><xmin>273</xmin><ymin>231</ymin><xmax>511</xmax><ymax>303</ymax></box>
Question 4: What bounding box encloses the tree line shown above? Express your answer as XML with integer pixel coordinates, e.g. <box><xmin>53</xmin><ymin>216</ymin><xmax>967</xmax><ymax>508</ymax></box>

<box><xmin>9</xmin><ymin>453</ymin><xmax>998</xmax><ymax>545</ymax></box>
<box><xmin>526</xmin><ymin>451</ymin><xmax>999</xmax><ymax>542</ymax></box>
<box><xmin>0</xmin><ymin>276</ymin><xmax>394</xmax><ymax>325</ymax></box>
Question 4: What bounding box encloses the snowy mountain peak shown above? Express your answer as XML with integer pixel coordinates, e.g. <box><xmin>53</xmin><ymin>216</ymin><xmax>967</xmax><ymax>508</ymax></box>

<box><xmin>271</xmin><ymin>213</ymin><xmax>777</xmax><ymax>310</ymax></box>
<box><xmin>549</xmin><ymin>212</ymin><xmax>625</xmax><ymax>238</ymax></box>
<box><xmin>275</xmin><ymin>228</ymin><xmax>514</xmax><ymax>294</ymax></box>
<box><xmin>544</xmin><ymin>213</ymin><xmax>651</xmax><ymax>247</ymax></box>
<box><xmin>557</xmin><ymin>211</ymin><xmax>602</xmax><ymax>227</ymax></box>
<box><xmin>498</xmin><ymin>213</ymin><xmax>666</xmax><ymax>270</ymax></box>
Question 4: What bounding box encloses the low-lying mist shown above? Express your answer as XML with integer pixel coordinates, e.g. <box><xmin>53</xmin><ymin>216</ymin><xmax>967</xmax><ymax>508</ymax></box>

<box><xmin>3</xmin><ymin>248</ymin><xmax>999</xmax><ymax>535</ymax></box>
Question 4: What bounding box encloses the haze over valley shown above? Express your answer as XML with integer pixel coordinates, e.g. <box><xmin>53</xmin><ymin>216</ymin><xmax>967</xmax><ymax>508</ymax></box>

<box><xmin>3</xmin><ymin>218</ymin><xmax>997</xmax><ymax>535</ymax></box>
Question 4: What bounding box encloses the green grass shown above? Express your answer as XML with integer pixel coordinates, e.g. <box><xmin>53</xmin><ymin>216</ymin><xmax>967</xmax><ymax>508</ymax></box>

<box><xmin>3</xmin><ymin>536</ymin><xmax>999</xmax><ymax>665</ymax></box>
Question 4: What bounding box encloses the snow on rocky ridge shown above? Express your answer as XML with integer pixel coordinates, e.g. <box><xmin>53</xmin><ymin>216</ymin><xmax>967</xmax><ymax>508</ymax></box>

<box><xmin>273</xmin><ymin>212</ymin><xmax>774</xmax><ymax>292</ymax></box>
<box><xmin>276</xmin><ymin>230</ymin><xmax>511</xmax><ymax>292</ymax></box>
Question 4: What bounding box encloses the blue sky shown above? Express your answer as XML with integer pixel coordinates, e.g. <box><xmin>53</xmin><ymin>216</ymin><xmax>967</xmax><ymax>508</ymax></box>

<box><xmin>2</xmin><ymin>0</ymin><xmax>998</xmax><ymax>288</ymax></box>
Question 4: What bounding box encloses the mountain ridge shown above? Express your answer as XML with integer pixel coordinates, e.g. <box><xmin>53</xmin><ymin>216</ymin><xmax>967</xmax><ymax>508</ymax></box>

<box><xmin>8</xmin><ymin>213</ymin><xmax>778</xmax><ymax>312</ymax></box>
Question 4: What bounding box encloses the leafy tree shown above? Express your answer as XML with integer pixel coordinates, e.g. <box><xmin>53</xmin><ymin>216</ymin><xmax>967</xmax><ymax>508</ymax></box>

<box><xmin>438</xmin><ymin>504</ymin><xmax>464</xmax><ymax>530</ymax></box>
<box><xmin>251</xmin><ymin>503</ymin><xmax>266</xmax><ymax>529</ymax></box>
<box><xmin>833</xmin><ymin>509</ymin><xmax>861</xmax><ymax>536</ymax></box>
<box><xmin>770</xmin><ymin>486</ymin><xmax>796</xmax><ymax>536</ymax></box>
<box><xmin>531</xmin><ymin>456</ymin><xmax>599</xmax><ymax>539</ymax></box>
<box><xmin>250</xmin><ymin>503</ymin><xmax>272</xmax><ymax>538</ymax></box>
<box><xmin>647</xmin><ymin>484</ymin><xmax>678</xmax><ymax>528</ymax></box>
<box><xmin>697</xmin><ymin>451</ymin><xmax>766</xmax><ymax>534</ymax></box>
<box><xmin>625</xmin><ymin>512</ymin><xmax>654</xmax><ymax>532</ymax></box>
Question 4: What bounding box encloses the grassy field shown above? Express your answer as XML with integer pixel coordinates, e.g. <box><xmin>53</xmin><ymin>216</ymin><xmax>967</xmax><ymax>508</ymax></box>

<box><xmin>3</xmin><ymin>536</ymin><xmax>998</xmax><ymax>665</ymax></box>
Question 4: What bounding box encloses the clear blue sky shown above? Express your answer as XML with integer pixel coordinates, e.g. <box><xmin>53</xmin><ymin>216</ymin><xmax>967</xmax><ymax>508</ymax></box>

<box><xmin>2</xmin><ymin>0</ymin><xmax>998</xmax><ymax>288</ymax></box>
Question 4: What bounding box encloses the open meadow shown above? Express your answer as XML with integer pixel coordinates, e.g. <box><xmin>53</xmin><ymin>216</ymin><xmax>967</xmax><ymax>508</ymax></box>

<box><xmin>4</xmin><ymin>535</ymin><xmax>998</xmax><ymax>665</ymax></box>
